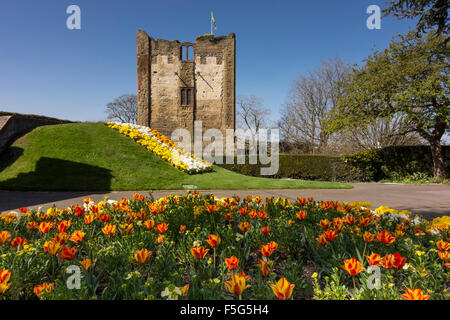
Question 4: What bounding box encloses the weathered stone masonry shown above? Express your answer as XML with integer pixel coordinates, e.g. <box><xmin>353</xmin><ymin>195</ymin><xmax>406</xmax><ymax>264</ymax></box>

<box><xmin>137</xmin><ymin>30</ymin><xmax>236</xmax><ymax>140</ymax></box>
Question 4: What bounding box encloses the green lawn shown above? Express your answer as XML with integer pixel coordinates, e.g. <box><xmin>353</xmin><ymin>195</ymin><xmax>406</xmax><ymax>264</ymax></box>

<box><xmin>0</xmin><ymin>123</ymin><xmax>353</xmax><ymax>191</ymax></box>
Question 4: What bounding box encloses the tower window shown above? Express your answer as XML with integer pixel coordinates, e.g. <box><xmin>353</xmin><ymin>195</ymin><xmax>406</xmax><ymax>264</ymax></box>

<box><xmin>180</xmin><ymin>45</ymin><xmax>194</xmax><ymax>60</ymax></box>
<box><xmin>181</xmin><ymin>88</ymin><xmax>194</xmax><ymax>106</ymax></box>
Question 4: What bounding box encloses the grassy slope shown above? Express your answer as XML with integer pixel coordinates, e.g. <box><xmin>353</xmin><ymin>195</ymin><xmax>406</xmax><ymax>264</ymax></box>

<box><xmin>0</xmin><ymin>123</ymin><xmax>352</xmax><ymax>191</ymax></box>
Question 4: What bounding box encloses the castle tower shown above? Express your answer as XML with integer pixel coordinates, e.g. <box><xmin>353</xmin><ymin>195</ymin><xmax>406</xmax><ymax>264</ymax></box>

<box><xmin>136</xmin><ymin>30</ymin><xmax>236</xmax><ymax>140</ymax></box>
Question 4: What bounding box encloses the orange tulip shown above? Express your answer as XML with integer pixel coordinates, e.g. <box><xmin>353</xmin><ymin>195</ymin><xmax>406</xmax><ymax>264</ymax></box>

<box><xmin>0</xmin><ymin>269</ymin><xmax>11</xmax><ymax>283</ymax></box>
<box><xmin>180</xmin><ymin>284</ymin><xmax>189</xmax><ymax>297</ymax></box>
<box><xmin>344</xmin><ymin>215</ymin><xmax>356</xmax><ymax>226</ymax></box>
<box><xmin>206</xmin><ymin>204</ymin><xmax>217</xmax><ymax>214</ymax></box>
<box><xmin>102</xmin><ymin>224</ymin><xmax>116</xmax><ymax>236</ymax></box>
<box><xmin>53</xmin><ymin>232</ymin><xmax>70</xmax><ymax>245</ymax></box>
<box><xmin>323</xmin><ymin>229</ymin><xmax>338</xmax><ymax>242</ymax></box>
<box><xmin>319</xmin><ymin>219</ymin><xmax>331</xmax><ymax>229</ymax></box>
<box><xmin>438</xmin><ymin>251</ymin><xmax>449</xmax><ymax>261</ymax></box>
<box><xmin>401</xmin><ymin>288</ymin><xmax>430</xmax><ymax>300</ymax></box>
<box><xmin>358</xmin><ymin>216</ymin><xmax>372</xmax><ymax>227</ymax></box>
<box><xmin>134</xmin><ymin>248</ymin><xmax>152</xmax><ymax>264</ymax></box>
<box><xmin>157</xmin><ymin>234</ymin><xmax>165</xmax><ymax>243</ymax></box>
<box><xmin>38</xmin><ymin>221</ymin><xmax>55</xmax><ymax>234</ymax></box>
<box><xmin>80</xmin><ymin>258</ymin><xmax>93</xmax><ymax>271</ymax></box>
<box><xmin>84</xmin><ymin>215</ymin><xmax>94</xmax><ymax>225</ymax></box>
<box><xmin>58</xmin><ymin>220</ymin><xmax>71</xmax><ymax>233</ymax></box>
<box><xmin>239</xmin><ymin>221</ymin><xmax>251</xmax><ymax>233</ymax></box>
<box><xmin>121</xmin><ymin>223</ymin><xmax>134</xmax><ymax>235</ymax></box>
<box><xmin>296</xmin><ymin>210</ymin><xmax>307</xmax><ymax>220</ymax></box>
<box><xmin>27</xmin><ymin>221</ymin><xmax>38</xmax><ymax>230</ymax></box>
<box><xmin>341</xmin><ymin>258</ymin><xmax>364</xmax><ymax>276</ymax></box>
<box><xmin>0</xmin><ymin>269</ymin><xmax>11</xmax><ymax>294</ymax></box>
<box><xmin>363</xmin><ymin>231</ymin><xmax>375</xmax><ymax>242</ymax></box>
<box><xmin>205</xmin><ymin>234</ymin><xmax>221</xmax><ymax>248</ymax></box>
<box><xmin>73</xmin><ymin>205</ymin><xmax>85</xmax><ymax>217</ymax></box>
<box><xmin>258</xmin><ymin>259</ymin><xmax>273</xmax><ymax>276</ymax></box>
<box><xmin>259</xmin><ymin>241</ymin><xmax>278</xmax><ymax>257</ymax></box>
<box><xmin>156</xmin><ymin>222</ymin><xmax>169</xmax><ymax>234</ymax></box>
<box><xmin>70</xmin><ymin>230</ymin><xmax>86</xmax><ymax>243</ymax></box>
<box><xmin>257</xmin><ymin>210</ymin><xmax>268</xmax><ymax>221</ymax></box>
<box><xmin>180</xmin><ymin>225</ymin><xmax>186</xmax><ymax>232</ymax></box>
<box><xmin>381</xmin><ymin>252</ymin><xmax>407</xmax><ymax>270</ymax></box>
<box><xmin>44</xmin><ymin>240</ymin><xmax>62</xmax><ymax>255</ymax></box>
<box><xmin>436</xmin><ymin>240</ymin><xmax>450</xmax><ymax>251</ymax></box>
<box><xmin>10</xmin><ymin>236</ymin><xmax>27</xmax><ymax>248</ymax></box>
<box><xmin>248</xmin><ymin>210</ymin><xmax>257</xmax><ymax>219</ymax></box>
<box><xmin>144</xmin><ymin>219</ymin><xmax>155</xmax><ymax>230</ymax></box>
<box><xmin>366</xmin><ymin>253</ymin><xmax>382</xmax><ymax>266</ymax></box>
<box><xmin>260</xmin><ymin>226</ymin><xmax>270</xmax><ymax>235</ymax></box>
<box><xmin>269</xmin><ymin>277</ymin><xmax>295</xmax><ymax>300</ymax></box>
<box><xmin>99</xmin><ymin>214</ymin><xmax>111</xmax><ymax>223</ymax></box>
<box><xmin>238</xmin><ymin>207</ymin><xmax>248</xmax><ymax>216</ymax></box>
<box><xmin>34</xmin><ymin>282</ymin><xmax>54</xmax><ymax>297</ymax></box>
<box><xmin>376</xmin><ymin>230</ymin><xmax>396</xmax><ymax>245</ymax></box>
<box><xmin>224</xmin><ymin>272</ymin><xmax>251</xmax><ymax>296</ymax></box>
<box><xmin>191</xmin><ymin>246</ymin><xmax>209</xmax><ymax>259</ymax></box>
<box><xmin>317</xmin><ymin>234</ymin><xmax>328</xmax><ymax>246</ymax></box>
<box><xmin>225</xmin><ymin>256</ymin><xmax>239</xmax><ymax>270</ymax></box>
<box><xmin>297</xmin><ymin>198</ymin><xmax>307</xmax><ymax>206</ymax></box>
<box><xmin>59</xmin><ymin>246</ymin><xmax>78</xmax><ymax>260</ymax></box>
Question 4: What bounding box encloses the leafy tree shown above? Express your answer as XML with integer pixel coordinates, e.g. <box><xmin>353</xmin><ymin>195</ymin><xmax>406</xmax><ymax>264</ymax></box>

<box><xmin>105</xmin><ymin>94</ymin><xmax>137</xmax><ymax>124</ymax></box>
<box><xmin>328</xmin><ymin>31</ymin><xmax>449</xmax><ymax>178</ymax></box>
<box><xmin>383</xmin><ymin>0</ymin><xmax>449</xmax><ymax>39</ymax></box>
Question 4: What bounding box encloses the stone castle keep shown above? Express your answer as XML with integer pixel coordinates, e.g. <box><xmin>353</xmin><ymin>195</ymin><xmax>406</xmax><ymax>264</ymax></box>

<box><xmin>136</xmin><ymin>30</ymin><xmax>236</xmax><ymax>140</ymax></box>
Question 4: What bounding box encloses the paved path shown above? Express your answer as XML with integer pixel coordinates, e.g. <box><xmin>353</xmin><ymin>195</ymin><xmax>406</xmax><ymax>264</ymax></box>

<box><xmin>1</xmin><ymin>183</ymin><xmax>449</xmax><ymax>219</ymax></box>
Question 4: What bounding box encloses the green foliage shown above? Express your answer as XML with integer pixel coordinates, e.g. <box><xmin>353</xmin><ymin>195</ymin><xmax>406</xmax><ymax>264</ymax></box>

<box><xmin>328</xmin><ymin>31</ymin><xmax>449</xmax><ymax>137</ymax></box>
<box><xmin>343</xmin><ymin>145</ymin><xmax>450</xmax><ymax>181</ymax></box>
<box><xmin>219</xmin><ymin>146</ymin><xmax>449</xmax><ymax>182</ymax></box>
<box><xmin>0</xmin><ymin>123</ymin><xmax>350</xmax><ymax>190</ymax></box>
<box><xmin>383</xmin><ymin>0</ymin><xmax>449</xmax><ymax>37</ymax></box>
<box><xmin>219</xmin><ymin>154</ymin><xmax>365</xmax><ymax>182</ymax></box>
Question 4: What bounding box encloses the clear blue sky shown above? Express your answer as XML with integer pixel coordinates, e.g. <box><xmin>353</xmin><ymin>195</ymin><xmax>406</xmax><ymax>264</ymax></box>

<box><xmin>0</xmin><ymin>0</ymin><xmax>418</xmax><ymax>122</ymax></box>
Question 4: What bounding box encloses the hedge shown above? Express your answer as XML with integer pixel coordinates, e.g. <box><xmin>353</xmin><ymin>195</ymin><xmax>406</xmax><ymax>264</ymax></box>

<box><xmin>217</xmin><ymin>145</ymin><xmax>450</xmax><ymax>182</ymax></box>
<box><xmin>342</xmin><ymin>145</ymin><xmax>450</xmax><ymax>181</ymax></box>
<box><xmin>218</xmin><ymin>154</ymin><xmax>364</xmax><ymax>182</ymax></box>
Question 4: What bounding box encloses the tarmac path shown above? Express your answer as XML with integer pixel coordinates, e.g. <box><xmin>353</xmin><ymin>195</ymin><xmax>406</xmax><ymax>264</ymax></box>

<box><xmin>1</xmin><ymin>183</ymin><xmax>449</xmax><ymax>219</ymax></box>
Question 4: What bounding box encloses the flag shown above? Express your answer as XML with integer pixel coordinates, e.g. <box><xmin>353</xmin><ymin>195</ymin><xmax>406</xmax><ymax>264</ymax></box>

<box><xmin>211</xmin><ymin>11</ymin><xmax>217</xmax><ymax>30</ymax></box>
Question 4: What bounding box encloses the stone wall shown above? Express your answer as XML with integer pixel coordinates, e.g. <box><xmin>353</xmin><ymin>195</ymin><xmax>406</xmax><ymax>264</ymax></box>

<box><xmin>136</xmin><ymin>31</ymin><xmax>236</xmax><ymax>141</ymax></box>
<box><xmin>0</xmin><ymin>114</ymin><xmax>71</xmax><ymax>153</ymax></box>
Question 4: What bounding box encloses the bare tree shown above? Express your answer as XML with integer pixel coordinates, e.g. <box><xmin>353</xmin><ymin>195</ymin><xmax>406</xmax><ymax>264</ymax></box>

<box><xmin>279</xmin><ymin>57</ymin><xmax>351</xmax><ymax>153</ymax></box>
<box><xmin>105</xmin><ymin>94</ymin><xmax>138</xmax><ymax>124</ymax></box>
<box><xmin>236</xmin><ymin>95</ymin><xmax>271</xmax><ymax>146</ymax></box>
<box><xmin>327</xmin><ymin>116</ymin><xmax>423</xmax><ymax>154</ymax></box>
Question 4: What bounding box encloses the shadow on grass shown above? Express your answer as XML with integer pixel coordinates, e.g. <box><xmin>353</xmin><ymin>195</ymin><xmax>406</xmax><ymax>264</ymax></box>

<box><xmin>0</xmin><ymin>157</ymin><xmax>113</xmax><ymax>211</ymax></box>
<box><xmin>0</xmin><ymin>157</ymin><xmax>113</xmax><ymax>191</ymax></box>
<box><xmin>0</xmin><ymin>146</ymin><xmax>24</xmax><ymax>172</ymax></box>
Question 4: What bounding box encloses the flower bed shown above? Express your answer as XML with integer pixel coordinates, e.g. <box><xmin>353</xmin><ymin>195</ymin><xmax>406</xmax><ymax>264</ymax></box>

<box><xmin>107</xmin><ymin>122</ymin><xmax>212</xmax><ymax>174</ymax></box>
<box><xmin>0</xmin><ymin>193</ymin><xmax>449</xmax><ymax>300</ymax></box>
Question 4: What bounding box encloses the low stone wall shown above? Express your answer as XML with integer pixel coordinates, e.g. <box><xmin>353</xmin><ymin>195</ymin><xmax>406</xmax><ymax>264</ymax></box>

<box><xmin>0</xmin><ymin>113</ymin><xmax>71</xmax><ymax>153</ymax></box>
